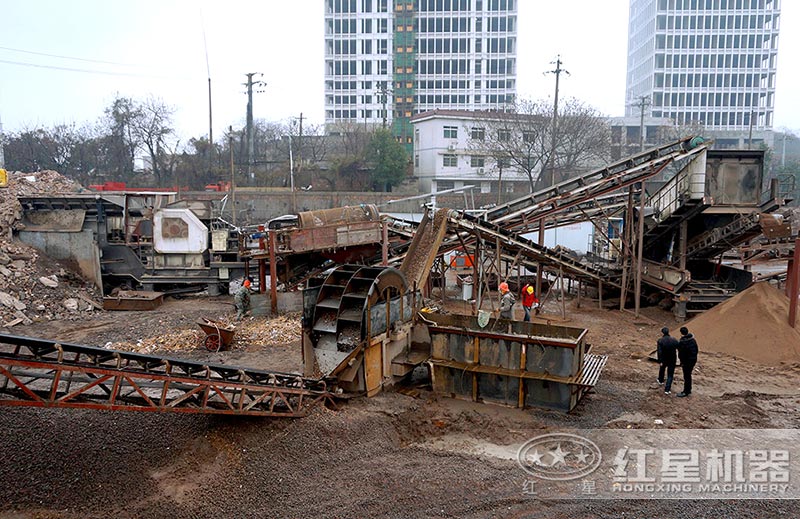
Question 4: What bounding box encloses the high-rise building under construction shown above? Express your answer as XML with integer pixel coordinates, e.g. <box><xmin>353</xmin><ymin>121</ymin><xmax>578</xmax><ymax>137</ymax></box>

<box><xmin>324</xmin><ymin>0</ymin><xmax>518</xmax><ymax>146</ymax></box>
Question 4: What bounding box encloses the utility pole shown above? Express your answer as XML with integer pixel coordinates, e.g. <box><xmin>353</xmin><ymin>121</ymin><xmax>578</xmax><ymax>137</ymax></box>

<box><xmin>545</xmin><ymin>56</ymin><xmax>569</xmax><ymax>187</ymax></box>
<box><xmin>229</xmin><ymin>126</ymin><xmax>236</xmax><ymax>226</ymax></box>
<box><xmin>288</xmin><ymin>133</ymin><xmax>296</xmax><ymax>214</ymax></box>
<box><xmin>0</xmin><ymin>114</ymin><xmax>5</xmax><ymax>169</ymax></box>
<box><xmin>244</xmin><ymin>72</ymin><xmax>266</xmax><ymax>181</ymax></box>
<box><xmin>297</xmin><ymin>112</ymin><xmax>304</xmax><ymax>175</ymax></box>
<box><xmin>748</xmin><ymin>109</ymin><xmax>756</xmax><ymax>149</ymax></box>
<box><xmin>208</xmin><ymin>77</ymin><xmax>213</xmax><ymax>163</ymax></box>
<box><xmin>634</xmin><ymin>95</ymin><xmax>650</xmax><ymax>152</ymax></box>
<box><xmin>376</xmin><ymin>82</ymin><xmax>391</xmax><ymax>129</ymax></box>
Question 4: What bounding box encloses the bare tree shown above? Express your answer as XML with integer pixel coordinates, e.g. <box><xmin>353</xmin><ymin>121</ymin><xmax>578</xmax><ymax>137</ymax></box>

<box><xmin>129</xmin><ymin>96</ymin><xmax>176</xmax><ymax>186</ymax></box>
<box><xmin>467</xmin><ymin>98</ymin><xmax>611</xmax><ymax>191</ymax></box>
<box><xmin>553</xmin><ymin>99</ymin><xmax>611</xmax><ymax>177</ymax></box>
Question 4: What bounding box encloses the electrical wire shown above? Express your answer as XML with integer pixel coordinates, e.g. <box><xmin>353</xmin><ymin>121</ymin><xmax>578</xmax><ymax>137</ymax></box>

<box><xmin>0</xmin><ymin>57</ymin><xmax>196</xmax><ymax>80</ymax></box>
<box><xmin>0</xmin><ymin>44</ymin><xmax>147</xmax><ymax>67</ymax></box>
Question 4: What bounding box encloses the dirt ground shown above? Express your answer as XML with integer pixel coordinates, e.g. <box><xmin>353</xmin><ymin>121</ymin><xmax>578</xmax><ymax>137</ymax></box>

<box><xmin>1</xmin><ymin>292</ymin><xmax>799</xmax><ymax>518</ymax></box>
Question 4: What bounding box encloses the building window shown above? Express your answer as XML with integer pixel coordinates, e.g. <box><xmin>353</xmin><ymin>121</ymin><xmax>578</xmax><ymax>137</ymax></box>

<box><xmin>471</xmin><ymin>127</ymin><xmax>485</xmax><ymax>140</ymax></box>
<box><xmin>470</xmin><ymin>156</ymin><xmax>485</xmax><ymax>167</ymax></box>
<box><xmin>522</xmin><ymin>131</ymin><xmax>534</xmax><ymax>143</ymax></box>
<box><xmin>498</xmin><ymin>128</ymin><xmax>511</xmax><ymax>141</ymax></box>
<box><xmin>443</xmin><ymin>126</ymin><xmax>458</xmax><ymax>138</ymax></box>
<box><xmin>443</xmin><ymin>154</ymin><xmax>458</xmax><ymax>167</ymax></box>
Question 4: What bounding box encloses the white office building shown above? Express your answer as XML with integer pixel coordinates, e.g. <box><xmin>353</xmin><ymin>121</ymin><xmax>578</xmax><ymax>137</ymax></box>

<box><xmin>324</xmin><ymin>0</ymin><xmax>517</xmax><ymax>145</ymax></box>
<box><xmin>411</xmin><ymin>109</ymin><xmax>532</xmax><ymax>196</ymax></box>
<box><xmin>625</xmin><ymin>0</ymin><xmax>780</xmax><ymax>146</ymax></box>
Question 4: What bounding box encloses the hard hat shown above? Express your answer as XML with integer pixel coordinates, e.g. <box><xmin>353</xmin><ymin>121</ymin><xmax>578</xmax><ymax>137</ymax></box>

<box><xmin>499</xmin><ymin>282</ymin><xmax>509</xmax><ymax>292</ymax></box>
<box><xmin>526</xmin><ymin>286</ymin><xmax>534</xmax><ymax>295</ymax></box>
<box><xmin>243</xmin><ymin>279</ymin><xmax>251</xmax><ymax>288</ymax></box>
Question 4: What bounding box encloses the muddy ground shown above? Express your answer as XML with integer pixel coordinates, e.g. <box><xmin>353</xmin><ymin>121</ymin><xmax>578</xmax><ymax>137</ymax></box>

<box><xmin>1</xmin><ymin>293</ymin><xmax>799</xmax><ymax>518</ymax></box>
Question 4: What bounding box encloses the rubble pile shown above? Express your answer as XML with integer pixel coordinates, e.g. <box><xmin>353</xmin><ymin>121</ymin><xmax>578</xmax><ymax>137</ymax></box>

<box><xmin>107</xmin><ymin>329</ymin><xmax>205</xmax><ymax>355</ymax></box>
<box><xmin>0</xmin><ymin>170</ymin><xmax>99</xmax><ymax>327</ymax></box>
<box><xmin>236</xmin><ymin>313</ymin><xmax>301</xmax><ymax>345</ymax></box>
<box><xmin>108</xmin><ymin>313</ymin><xmax>302</xmax><ymax>354</ymax></box>
<box><xmin>0</xmin><ymin>239</ymin><xmax>103</xmax><ymax>326</ymax></box>
<box><xmin>0</xmin><ymin>170</ymin><xmax>82</xmax><ymax>237</ymax></box>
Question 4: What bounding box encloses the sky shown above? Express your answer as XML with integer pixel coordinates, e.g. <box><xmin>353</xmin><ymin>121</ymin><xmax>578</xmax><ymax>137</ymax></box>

<box><xmin>1</xmin><ymin>0</ymin><xmax>798</xmax><ymax>144</ymax></box>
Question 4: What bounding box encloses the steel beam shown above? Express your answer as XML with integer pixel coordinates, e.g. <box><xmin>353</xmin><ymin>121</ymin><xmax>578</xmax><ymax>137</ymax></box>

<box><xmin>0</xmin><ymin>334</ymin><xmax>333</xmax><ymax>417</ymax></box>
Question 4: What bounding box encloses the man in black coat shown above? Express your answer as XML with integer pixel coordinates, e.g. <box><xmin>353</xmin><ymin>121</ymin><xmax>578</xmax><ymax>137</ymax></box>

<box><xmin>677</xmin><ymin>326</ymin><xmax>699</xmax><ymax>397</ymax></box>
<box><xmin>656</xmin><ymin>327</ymin><xmax>679</xmax><ymax>394</ymax></box>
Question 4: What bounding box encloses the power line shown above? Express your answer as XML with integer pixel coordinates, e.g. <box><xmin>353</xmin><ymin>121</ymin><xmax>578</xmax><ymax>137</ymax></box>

<box><xmin>0</xmin><ymin>58</ymin><xmax>196</xmax><ymax>80</ymax></box>
<box><xmin>0</xmin><ymin>44</ymin><xmax>148</xmax><ymax>67</ymax></box>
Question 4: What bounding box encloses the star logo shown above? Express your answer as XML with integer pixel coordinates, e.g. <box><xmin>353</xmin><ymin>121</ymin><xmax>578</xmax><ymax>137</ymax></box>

<box><xmin>549</xmin><ymin>444</ymin><xmax>568</xmax><ymax>466</ymax></box>
<box><xmin>526</xmin><ymin>448</ymin><xmax>546</xmax><ymax>466</ymax></box>
<box><xmin>574</xmin><ymin>449</ymin><xmax>591</xmax><ymax>464</ymax></box>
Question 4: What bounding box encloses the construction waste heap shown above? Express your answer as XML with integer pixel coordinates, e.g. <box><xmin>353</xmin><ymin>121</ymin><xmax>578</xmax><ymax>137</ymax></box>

<box><xmin>0</xmin><ymin>171</ymin><xmax>101</xmax><ymax>327</ymax></box>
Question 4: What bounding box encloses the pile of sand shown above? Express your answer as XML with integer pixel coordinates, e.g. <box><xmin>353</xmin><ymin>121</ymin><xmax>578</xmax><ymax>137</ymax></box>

<box><xmin>685</xmin><ymin>282</ymin><xmax>800</xmax><ymax>365</ymax></box>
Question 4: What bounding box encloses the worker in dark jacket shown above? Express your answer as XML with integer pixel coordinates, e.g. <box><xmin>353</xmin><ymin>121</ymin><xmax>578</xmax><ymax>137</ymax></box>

<box><xmin>677</xmin><ymin>326</ymin><xmax>699</xmax><ymax>397</ymax></box>
<box><xmin>497</xmin><ymin>282</ymin><xmax>516</xmax><ymax>319</ymax></box>
<box><xmin>656</xmin><ymin>327</ymin><xmax>679</xmax><ymax>394</ymax></box>
<box><xmin>235</xmin><ymin>279</ymin><xmax>252</xmax><ymax>320</ymax></box>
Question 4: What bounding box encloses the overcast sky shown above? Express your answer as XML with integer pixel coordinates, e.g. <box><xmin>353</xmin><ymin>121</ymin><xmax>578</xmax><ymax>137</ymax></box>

<box><xmin>1</xmin><ymin>0</ymin><xmax>798</xmax><ymax>143</ymax></box>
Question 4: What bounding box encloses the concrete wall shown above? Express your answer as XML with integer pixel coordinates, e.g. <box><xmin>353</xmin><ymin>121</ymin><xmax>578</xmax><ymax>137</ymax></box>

<box><xmin>179</xmin><ymin>190</ymin><xmax>521</xmax><ymax>224</ymax></box>
<box><xmin>18</xmin><ymin>228</ymin><xmax>101</xmax><ymax>288</ymax></box>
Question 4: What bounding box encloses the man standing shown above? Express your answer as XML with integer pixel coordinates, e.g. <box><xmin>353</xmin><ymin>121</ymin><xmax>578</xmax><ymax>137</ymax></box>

<box><xmin>677</xmin><ymin>326</ymin><xmax>699</xmax><ymax>397</ymax></box>
<box><xmin>520</xmin><ymin>283</ymin><xmax>539</xmax><ymax>322</ymax></box>
<box><xmin>497</xmin><ymin>282</ymin><xmax>516</xmax><ymax>320</ymax></box>
<box><xmin>656</xmin><ymin>327</ymin><xmax>679</xmax><ymax>395</ymax></box>
<box><xmin>235</xmin><ymin>279</ymin><xmax>252</xmax><ymax>320</ymax></box>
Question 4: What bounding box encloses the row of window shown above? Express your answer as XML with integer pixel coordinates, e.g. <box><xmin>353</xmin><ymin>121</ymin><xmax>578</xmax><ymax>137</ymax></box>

<box><xmin>327</xmin><ymin>36</ymin><xmax>515</xmax><ymax>57</ymax></box>
<box><xmin>654</xmin><ymin>72</ymin><xmax>771</xmax><ymax>89</ymax></box>
<box><xmin>655</xmin><ymin>34</ymin><xmax>777</xmax><ymax>52</ymax></box>
<box><xmin>654</xmin><ymin>91</ymin><xmax>764</xmax><ymax>108</ymax></box>
<box><xmin>418</xmin><ymin>58</ymin><xmax>470</xmax><ymax>74</ymax></box>
<box><xmin>328</xmin><ymin>0</ymin><xmax>516</xmax><ymax>14</ymax></box>
<box><xmin>656</xmin><ymin>13</ymin><xmax>776</xmax><ymax>31</ymax></box>
<box><xmin>438</xmin><ymin>126</ymin><xmax>535</xmax><ymax>142</ymax></box>
<box><xmin>656</xmin><ymin>0</ymin><xmax>775</xmax><ymax>10</ymax></box>
<box><xmin>417</xmin><ymin>0</ymin><xmax>472</xmax><ymax>11</ymax></box>
<box><xmin>326</xmin><ymin>0</ymin><xmax>388</xmax><ymax>13</ymax></box>
<box><xmin>418</xmin><ymin>37</ymin><xmax>471</xmax><ymax>54</ymax></box>
<box><xmin>651</xmin><ymin>110</ymin><xmax>771</xmax><ymax>128</ymax></box>
<box><xmin>441</xmin><ymin>155</ymin><xmax>513</xmax><ymax>168</ymax></box>
<box><xmin>325</xmin><ymin>79</ymin><xmax>513</xmax><ymax>92</ymax></box>
<box><xmin>417</xmin><ymin>16</ymin><xmax>471</xmax><ymax>32</ymax></box>
<box><xmin>655</xmin><ymin>52</ymin><xmax>772</xmax><ymax>70</ymax></box>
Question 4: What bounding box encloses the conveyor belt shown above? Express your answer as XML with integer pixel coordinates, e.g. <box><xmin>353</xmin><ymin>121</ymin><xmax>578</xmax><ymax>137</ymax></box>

<box><xmin>0</xmin><ymin>334</ymin><xmax>334</xmax><ymax>417</ymax></box>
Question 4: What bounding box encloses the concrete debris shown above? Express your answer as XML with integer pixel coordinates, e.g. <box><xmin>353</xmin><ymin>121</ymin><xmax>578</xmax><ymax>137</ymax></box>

<box><xmin>0</xmin><ymin>291</ymin><xmax>26</xmax><ymax>311</ymax></box>
<box><xmin>39</xmin><ymin>275</ymin><xmax>59</xmax><ymax>288</ymax></box>
<box><xmin>62</xmin><ymin>298</ymin><xmax>79</xmax><ymax>311</ymax></box>
<box><xmin>0</xmin><ymin>170</ymin><xmax>102</xmax><ymax>326</ymax></box>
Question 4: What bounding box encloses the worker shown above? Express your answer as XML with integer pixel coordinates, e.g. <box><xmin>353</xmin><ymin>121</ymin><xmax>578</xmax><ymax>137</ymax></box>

<box><xmin>497</xmin><ymin>281</ymin><xmax>516</xmax><ymax>320</ymax></box>
<box><xmin>235</xmin><ymin>279</ymin><xmax>252</xmax><ymax>320</ymax></box>
<box><xmin>677</xmin><ymin>326</ymin><xmax>699</xmax><ymax>397</ymax></box>
<box><xmin>520</xmin><ymin>283</ymin><xmax>539</xmax><ymax>322</ymax></box>
<box><xmin>656</xmin><ymin>327</ymin><xmax>679</xmax><ymax>395</ymax></box>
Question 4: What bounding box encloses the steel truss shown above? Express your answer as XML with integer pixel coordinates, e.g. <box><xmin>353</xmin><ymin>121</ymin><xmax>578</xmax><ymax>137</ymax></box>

<box><xmin>0</xmin><ymin>334</ymin><xmax>334</xmax><ymax>417</ymax></box>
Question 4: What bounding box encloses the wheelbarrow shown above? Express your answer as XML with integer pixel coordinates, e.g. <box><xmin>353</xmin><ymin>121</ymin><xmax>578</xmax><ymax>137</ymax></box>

<box><xmin>197</xmin><ymin>317</ymin><xmax>236</xmax><ymax>352</ymax></box>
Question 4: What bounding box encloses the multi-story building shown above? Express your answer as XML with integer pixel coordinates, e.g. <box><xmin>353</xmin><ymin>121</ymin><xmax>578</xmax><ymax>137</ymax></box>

<box><xmin>625</xmin><ymin>0</ymin><xmax>780</xmax><ymax>147</ymax></box>
<box><xmin>324</xmin><ymin>0</ymin><xmax>518</xmax><ymax>147</ymax></box>
<box><xmin>411</xmin><ymin>109</ymin><xmax>532</xmax><ymax>198</ymax></box>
